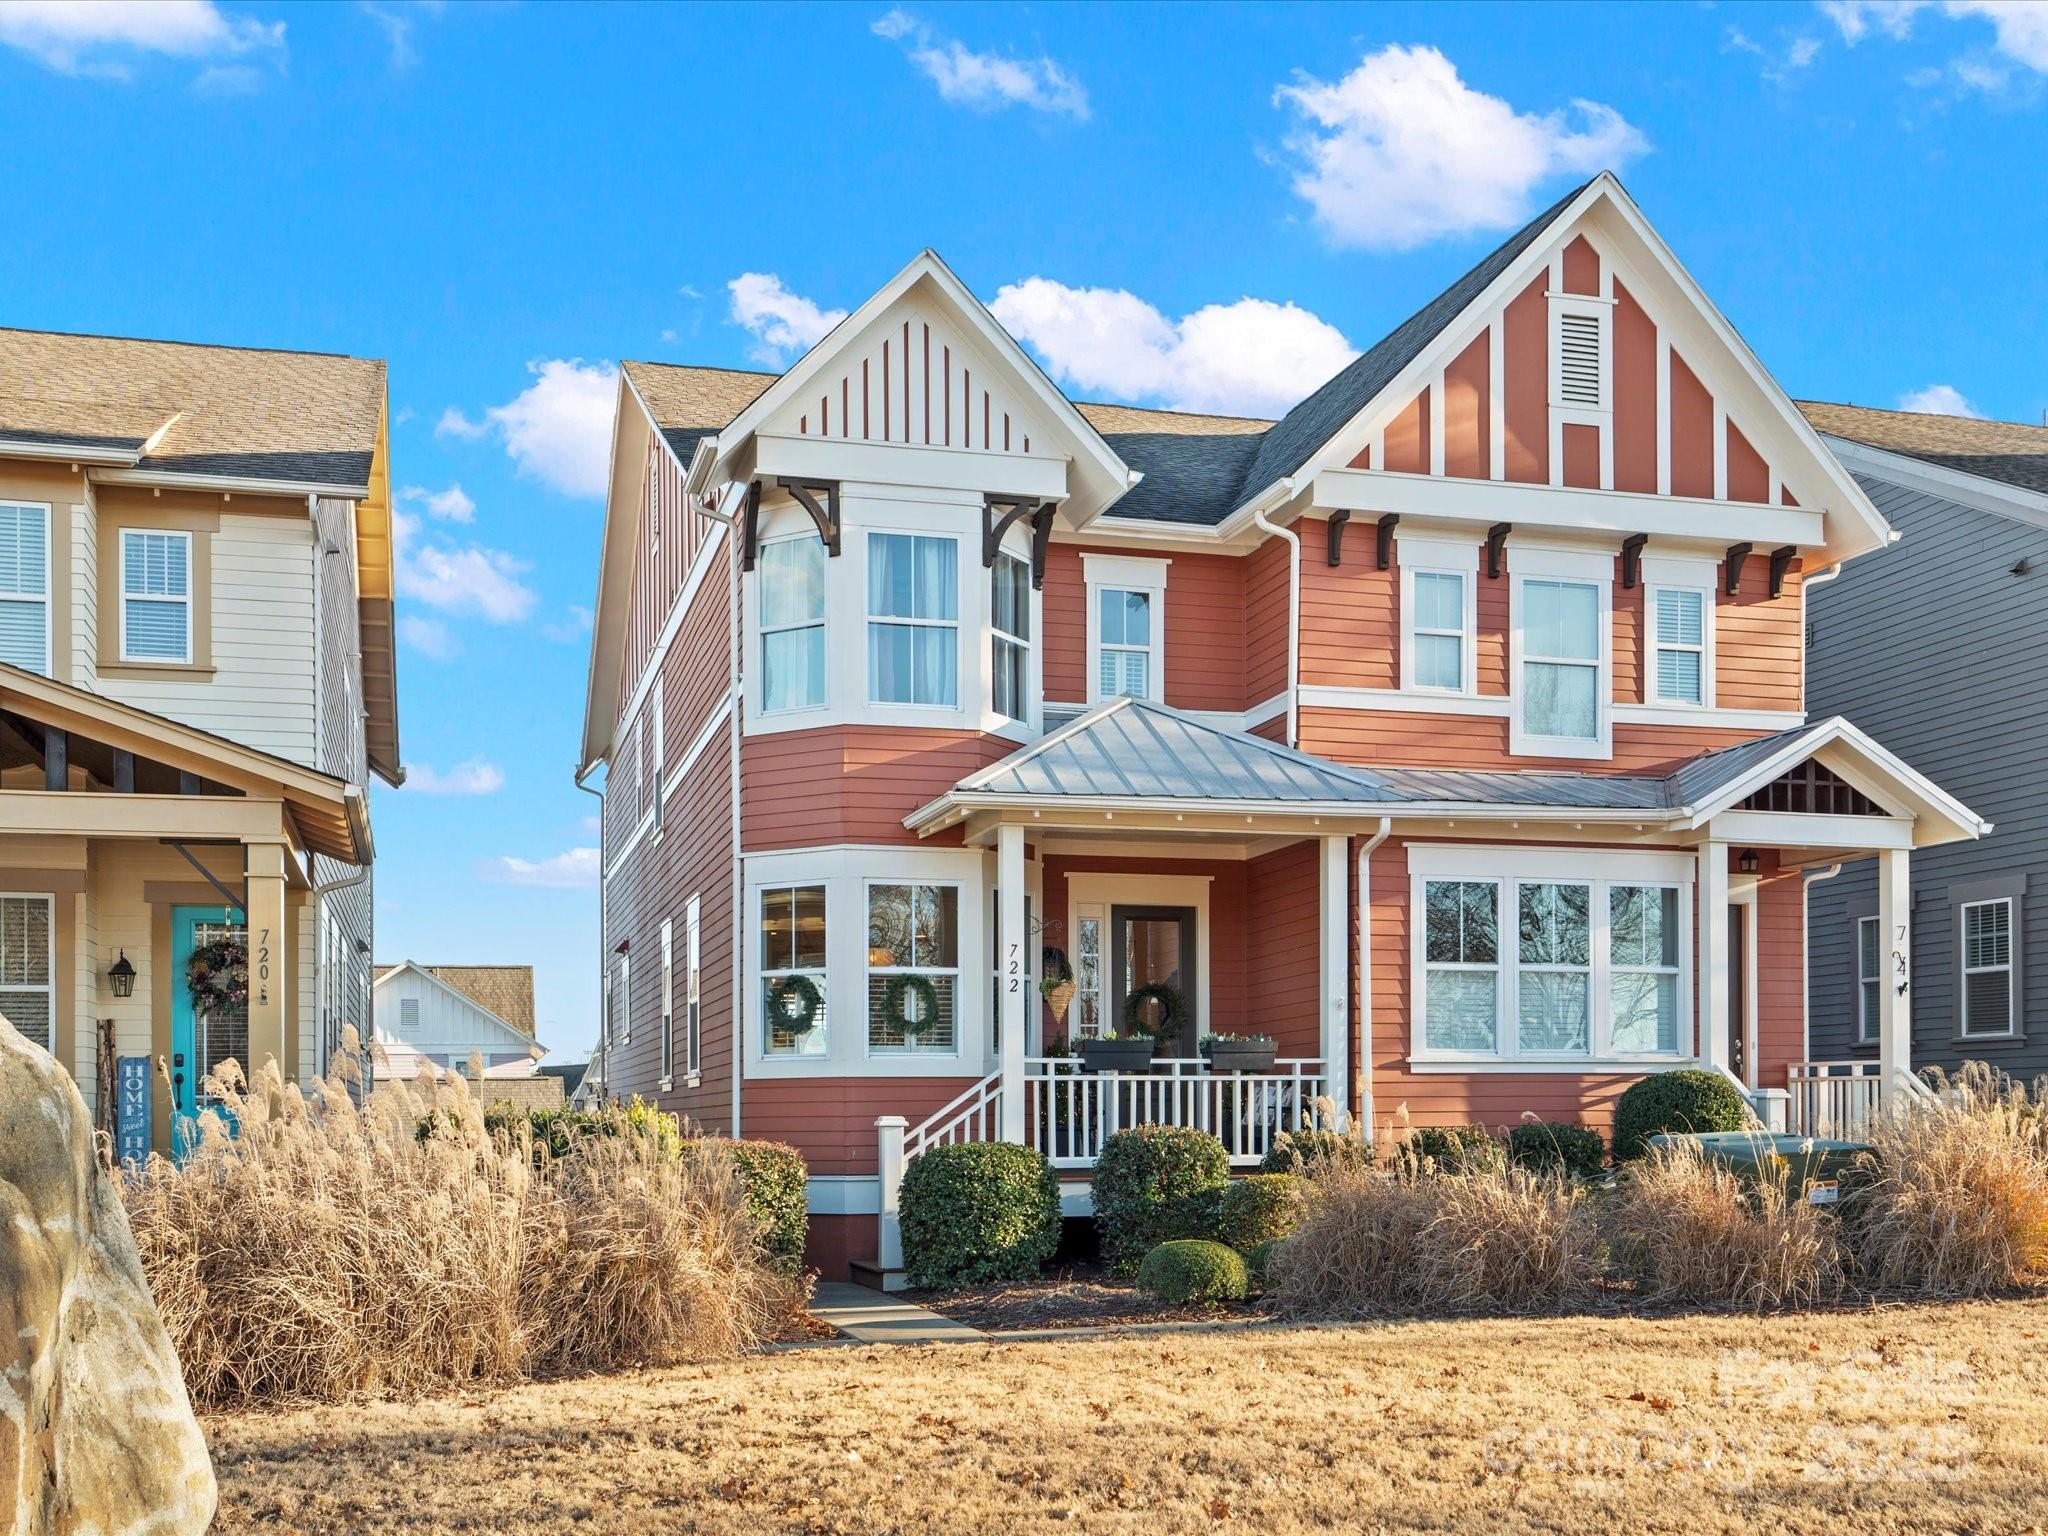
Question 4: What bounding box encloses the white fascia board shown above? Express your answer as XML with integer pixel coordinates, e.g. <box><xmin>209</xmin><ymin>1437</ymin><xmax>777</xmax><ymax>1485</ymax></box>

<box><xmin>0</xmin><ymin>438</ymin><xmax>140</xmax><ymax>467</ymax></box>
<box><xmin>1821</xmin><ymin>434</ymin><xmax>2048</xmax><ymax>533</ymax></box>
<box><xmin>579</xmin><ymin>376</ymin><xmax>657</xmax><ymax>774</ymax></box>
<box><xmin>1705</xmin><ymin>809</ymin><xmax>1915</xmax><ymax>851</ymax></box>
<box><xmin>1312</xmin><ymin>467</ymin><xmax>1825</xmax><ymax>548</ymax></box>
<box><xmin>90</xmin><ymin>465</ymin><xmax>369</xmax><ymax>499</ymax></box>
<box><xmin>753</xmin><ymin>433</ymin><xmax>1069</xmax><ymax>500</ymax></box>
<box><xmin>907</xmin><ymin>789</ymin><xmax>1654</xmax><ymax>836</ymax></box>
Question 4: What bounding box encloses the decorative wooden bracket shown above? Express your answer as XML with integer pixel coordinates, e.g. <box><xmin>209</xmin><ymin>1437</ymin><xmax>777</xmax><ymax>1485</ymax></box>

<box><xmin>738</xmin><ymin>480</ymin><xmax>764</xmax><ymax>572</ymax></box>
<box><xmin>1376</xmin><ymin>513</ymin><xmax>1400</xmax><ymax>571</ymax></box>
<box><xmin>1724</xmin><ymin>541</ymin><xmax>1753</xmax><ymax>597</ymax></box>
<box><xmin>983</xmin><ymin>495</ymin><xmax>1043</xmax><ymax>568</ymax></box>
<box><xmin>1620</xmin><ymin>533</ymin><xmax>1649</xmax><ymax>590</ymax></box>
<box><xmin>1768</xmin><ymin>545</ymin><xmax>1797</xmax><ymax>598</ymax></box>
<box><xmin>1485</xmin><ymin>523</ymin><xmax>1511</xmax><ymax>580</ymax></box>
<box><xmin>1030</xmin><ymin>506</ymin><xmax>1056</xmax><ymax>591</ymax></box>
<box><xmin>1325</xmin><ymin>509</ymin><xmax>1350</xmax><ymax>567</ymax></box>
<box><xmin>779</xmin><ymin>478</ymin><xmax>841</xmax><ymax>558</ymax></box>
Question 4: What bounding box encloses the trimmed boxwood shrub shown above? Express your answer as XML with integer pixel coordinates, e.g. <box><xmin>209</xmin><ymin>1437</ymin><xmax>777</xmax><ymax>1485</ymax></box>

<box><xmin>1137</xmin><ymin>1239</ymin><xmax>1249</xmax><ymax>1305</ymax></box>
<box><xmin>702</xmin><ymin>1139</ymin><xmax>809</xmax><ymax>1272</ymax></box>
<box><xmin>1093</xmin><ymin>1125</ymin><xmax>1230</xmax><ymax>1275</ymax></box>
<box><xmin>1217</xmin><ymin>1174</ymin><xmax>1308</xmax><ymax>1252</ymax></box>
<box><xmin>1402</xmin><ymin>1123</ymin><xmax>1499</xmax><ymax>1172</ymax></box>
<box><xmin>899</xmin><ymin>1142</ymin><xmax>1060</xmax><ymax>1290</ymax></box>
<box><xmin>1505</xmin><ymin>1122</ymin><xmax>1607</xmax><ymax>1181</ymax></box>
<box><xmin>1258</xmin><ymin>1128</ymin><xmax>1373</xmax><ymax>1176</ymax></box>
<box><xmin>1613</xmin><ymin>1069</ymin><xmax>1750</xmax><ymax>1161</ymax></box>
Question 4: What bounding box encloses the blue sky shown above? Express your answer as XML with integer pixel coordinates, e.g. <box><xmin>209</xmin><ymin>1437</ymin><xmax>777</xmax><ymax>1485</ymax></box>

<box><xmin>2</xmin><ymin>0</ymin><xmax>2042</xmax><ymax>1060</ymax></box>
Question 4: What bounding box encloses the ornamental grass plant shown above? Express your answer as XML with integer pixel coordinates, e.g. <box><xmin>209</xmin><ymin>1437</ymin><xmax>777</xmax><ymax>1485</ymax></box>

<box><xmin>121</xmin><ymin>1036</ymin><xmax>805</xmax><ymax>1409</ymax></box>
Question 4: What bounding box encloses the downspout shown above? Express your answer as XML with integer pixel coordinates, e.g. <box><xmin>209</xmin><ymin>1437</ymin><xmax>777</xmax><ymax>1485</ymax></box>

<box><xmin>1799</xmin><ymin>562</ymin><xmax>1843</xmax><ymax>720</ymax></box>
<box><xmin>1251</xmin><ymin>504</ymin><xmax>1300</xmax><ymax>747</ymax></box>
<box><xmin>1353</xmin><ymin>817</ymin><xmax>1392</xmax><ymax>1138</ymax></box>
<box><xmin>726</xmin><ymin>498</ymin><xmax>744</xmax><ymax>1141</ymax></box>
<box><xmin>1800</xmin><ymin>862</ymin><xmax>1844</xmax><ymax>1066</ymax></box>
<box><xmin>574</xmin><ymin>767</ymin><xmax>605</xmax><ymax>1098</ymax></box>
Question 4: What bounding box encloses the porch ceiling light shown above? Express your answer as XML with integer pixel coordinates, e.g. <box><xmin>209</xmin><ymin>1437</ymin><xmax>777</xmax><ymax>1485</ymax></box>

<box><xmin>1738</xmin><ymin>848</ymin><xmax>1761</xmax><ymax>874</ymax></box>
<box><xmin>107</xmin><ymin>951</ymin><xmax>137</xmax><ymax>999</ymax></box>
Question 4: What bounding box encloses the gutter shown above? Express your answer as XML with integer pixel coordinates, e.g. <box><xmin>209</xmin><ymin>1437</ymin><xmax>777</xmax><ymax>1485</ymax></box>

<box><xmin>1251</xmin><ymin>502</ymin><xmax>1301</xmax><ymax>747</ymax></box>
<box><xmin>0</xmin><ymin>438</ymin><xmax>141</xmax><ymax>467</ymax></box>
<box><xmin>90</xmin><ymin>466</ymin><xmax>372</xmax><ymax>500</ymax></box>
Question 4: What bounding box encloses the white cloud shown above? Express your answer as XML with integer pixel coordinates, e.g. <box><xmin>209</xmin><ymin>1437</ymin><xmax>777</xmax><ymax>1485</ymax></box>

<box><xmin>397</xmin><ymin>482</ymin><xmax>475</xmax><ymax>523</ymax></box>
<box><xmin>392</xmin><ymin>509</ymin><xmax>537</xmax><ymax>623</ymax></box>
<box><xmin>540</xmin><ymin>604</ymin><xmax>594</xmax><ymax>644</ymax></box>
<box><xmin>0</xmin><ymin>0</ymin><xmax>284</xmax><ymax>79</ymax></box>
<box><xmin>397</xmin><ymin>614</ymin><xmax>457</xmax><ymax>659</ymax></box>
<box><xmin>480</xmin><ymin>847</ymin><xmax>600</xmax><ymax>890</ymax></box>
<box><xmin>991</xmin><ymin>278</ymin><xmax>1356</xmax><ymax>418</ymax></box>
<box><xmin>401</xmin><ymin>757</ymin><xmax>505</xmax><ymax>795</ymax></box>
<box><xmin>1948</xmin><ymin>0</ymin><xmax>2048</xmax><ymax>72</ymax></box>
<box><xmin>727</xmin><ymin>273</ymin><xmax>848</xmax><ymax>365</ymax></box>
<box><xmin>872</xmin><ymin>8</ymin><xmax>1088</xmax><ymax>119</ymax></box>
<box><xmin>1727</xmin><ymin>27</ymin><xmax>1825</xmax><ymax>83</ymax></box>
<box><xmin>1897</xmin><ymin>383</ymin><xmax>1984</xmax><ymax>417</ymax></box>
<box><xmin>1818</xmin><ymin>1</ymin><xmax>1930</xmax><ymax>42</ymax></box>
<box><xmin>1821</xmin><ymin>1</ymin><xmax>2048</xmax><ymax>77</ymax></box>
<box><xmin>359</xmin><ymin>1</ymin><xmax>415</xmax><ymax>71</ymax></box>
<box><xmin>1272</xmin><ymin>44</ymin><xmax>1647</xmax><ymax>251</ymax></box>
<box><xmin>441</xmin><ymin>359</ymin><xmax>617</xmax><ymax>499</ymax></box>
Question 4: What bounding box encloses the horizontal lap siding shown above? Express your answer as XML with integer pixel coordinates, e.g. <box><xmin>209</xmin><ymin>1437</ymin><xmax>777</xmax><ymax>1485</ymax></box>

<box><xmin>1245</xmin><ymin>539</ymin><xmax>1291</xmax><ymax>706</ymax></box>
<box><xmin>1756</xmin><ymin>861</ymin><xmax>1804</xmax><ymax>1091</ymax></box>
<box><xmin>1301</xmin><ymin>524</ymin><xmax>1397</xmax><ymax>690</ymax></box>
<box><xmin>1718</xmin><ymin>557</ymin><xmax>1803</xmax><ymax>713</ymax></box>
<box><xmin>1040</xmin><ymin>542</ymin><xmax>1246</xmax><ymax>712</ymax></box>
<box><xmin>741</xmin><ymin>1077</ymin><xmax>975</xmax><ymax>1176</ymax></box>
<box><xmin>1300</xmin><ymin>706</ymin><xmax>1763</xmax><ymax>773</ymax></box>
<box><xmin>1040</xmin><ymin>543</ymin><xmax>1087</xmax><ymax>702</ymax></box>
<box><xmin>740</xmin><ymin>727</ymin><xmax>1007</xmax><ymax>850</ymax></box>
<box><xmin>1246</xmin><ymin>842</ymin><xmax>1321</xmax><ymax>1058</ymax></box>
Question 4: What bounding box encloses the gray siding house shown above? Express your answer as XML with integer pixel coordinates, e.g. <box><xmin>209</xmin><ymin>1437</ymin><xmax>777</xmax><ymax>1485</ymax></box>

<box><xmin>1803</xmin><ymin>402</ymin><xmax>2048</xmax><ymax>1081</ymax></box>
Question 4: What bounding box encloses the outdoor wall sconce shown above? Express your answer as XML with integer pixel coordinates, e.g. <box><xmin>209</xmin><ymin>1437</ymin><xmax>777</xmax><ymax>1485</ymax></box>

<box><xmin>1737</xmin><ymin>849</ymin><xmax>1761</xmax><ymax>874</ymax></box>
<box><xmin>107</xmin><ymin>951</ymin><xmax>137</xmax><ymax>999</ymax></box>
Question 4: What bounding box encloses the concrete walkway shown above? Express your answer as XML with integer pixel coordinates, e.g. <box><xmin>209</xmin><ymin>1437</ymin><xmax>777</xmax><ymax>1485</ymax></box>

<box><xmin>809</xmin><ymin>1282</ymin><xmax>987</xmax><ymax>1345</ymax></box>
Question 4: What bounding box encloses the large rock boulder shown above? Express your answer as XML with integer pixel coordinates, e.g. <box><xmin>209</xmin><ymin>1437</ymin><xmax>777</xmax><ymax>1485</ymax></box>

<box><xmin>0</xmin><ymin>1014</ymin><xmax>215</xmax><ymax>1536</ymax></box>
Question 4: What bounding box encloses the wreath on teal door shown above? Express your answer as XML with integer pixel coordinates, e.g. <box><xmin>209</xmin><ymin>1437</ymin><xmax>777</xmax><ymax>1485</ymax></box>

<box><xmin>1123</xmin><ymin>981</ymin><xmax>1186</xmax><ymax>1043</ymax></box>
<box><xmin>187</xmin><ymin>935</ymin><xmax>249</xmax><ymax>1017</ymax></box>
<box><xmin>880</xmin><ymin>974</ymin><xmax>943</xmax><ymax>1042</ymax></box>
<box><xmin>765</xmin><ymin>975</ymin><xmax>823</xmax><ymax>1038</ymax></box>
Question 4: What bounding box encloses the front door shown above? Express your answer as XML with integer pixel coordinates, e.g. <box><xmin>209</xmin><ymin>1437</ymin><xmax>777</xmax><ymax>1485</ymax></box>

<box><xmin>1726</xmin><ymin>905</ymin><xmax>1748</xmax><ymax>1084</ymax></box>
<box><xmin>1110</xmin><ymin>905</ymin><xmax>1198</xmax><ymax>1058</ymax></box>
<box><xmin>171</xmin><ymin>905</ymin><xmax>248</xmax><ymax>1158</ymax></box>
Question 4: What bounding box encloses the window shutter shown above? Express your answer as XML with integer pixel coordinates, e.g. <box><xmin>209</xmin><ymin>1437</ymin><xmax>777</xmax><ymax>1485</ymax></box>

<box><xmin>1559</xmin><ymin>313</ymin><xmax>1603</xmax><ymax>408</ymax></box>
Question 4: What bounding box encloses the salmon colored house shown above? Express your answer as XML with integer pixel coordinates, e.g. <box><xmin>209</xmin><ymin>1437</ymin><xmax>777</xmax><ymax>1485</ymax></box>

<box><xmin>578</xmin><ymin>174</ymin><xmax>1985</xmax><ymax>1279</ymax></box>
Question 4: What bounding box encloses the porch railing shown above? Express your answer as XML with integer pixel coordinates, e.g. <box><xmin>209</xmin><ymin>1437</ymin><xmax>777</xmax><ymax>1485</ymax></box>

<box><xmin>1023</xmin><ymin>1056</ymin><xmax>1328</xmax><ymax>1170</ymax></box>
<box><xmin>1786</xmin><ymin>1061</ymin><xmax>1885</xmax><ymax>1139</ymax></box>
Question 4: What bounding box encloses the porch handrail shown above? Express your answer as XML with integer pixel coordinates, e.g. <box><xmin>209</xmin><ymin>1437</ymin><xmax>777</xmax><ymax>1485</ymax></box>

<box><xmin>1706</xmin><ymin>1062</ymin><xmax>1770</xmax><ymax>1132</ymax></box>
<box><xmin>905</xmin><ymin>1069</ymin><xmax>1004</xmax><ymax>1159</ymax></box>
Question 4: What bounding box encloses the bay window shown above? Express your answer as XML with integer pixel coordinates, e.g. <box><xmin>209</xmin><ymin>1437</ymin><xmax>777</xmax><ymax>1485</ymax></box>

<box><xmin>867</xmin><ymin>532</ymin><xmax>958</xmax><ymax>706</ymax></box>
<box><xmin>1414</xmin><ymin>851</ymin><xmax>1690</xmax><ymax>1063</ymax></box>
<box><xmin>0</xmin><ymin>502</ymin><xmax>50</xmax><ymax>675</ymax></box>
<box><xmin>761</xmin><ymin>885</ymin><xmax>828</xmax><ymax>1057</ymax></box>
<box><xmin>867</xmin><ymin>882</ymin><xmax>958</xmax><ymax>1053</ymax></box>
<box><xmin>992</xmin><ymin>551</ymin><xmax>1030</xmax><ymax>723</ymax></box>
<box><xmin>759</xmin><ymin>536</ymin><xmax>825</xmax><ymax>713</ymax></box>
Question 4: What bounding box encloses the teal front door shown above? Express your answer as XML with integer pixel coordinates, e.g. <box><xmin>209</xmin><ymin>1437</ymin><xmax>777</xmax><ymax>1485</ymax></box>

<box><xmin>171</xmin><ymin>905</ymin><xmax>247</xmax><ymax>1159</ymax></box>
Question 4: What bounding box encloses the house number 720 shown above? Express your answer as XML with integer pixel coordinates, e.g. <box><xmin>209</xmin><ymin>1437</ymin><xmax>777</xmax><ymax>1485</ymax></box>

<box><xmin>257</xmin><ymin>926</ymin><xmax>272</xmax><ymax>1006</ymax></box>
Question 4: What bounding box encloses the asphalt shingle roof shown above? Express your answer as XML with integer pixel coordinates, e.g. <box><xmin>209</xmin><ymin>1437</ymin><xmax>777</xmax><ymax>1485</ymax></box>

<box><xmin>376</xmin><ymin>962</ymin><xmax>537</xmax><ymax>1040</ymax></box>
<box><xmin>0</xmin><ymin>328</ymin><xmax>385</xmax><ymax>488</ymax></box>
<box><xmin>1800</xmin><ymin>400</ymin><xmax>2048</xmax><ymax>498</ymax></box>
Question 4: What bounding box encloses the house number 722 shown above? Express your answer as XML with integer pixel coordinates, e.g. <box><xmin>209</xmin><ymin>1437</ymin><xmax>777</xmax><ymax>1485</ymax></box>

<box><xmin>1006</xmin><ymin>940</ymin><xmax>1020</xmax><ymax>994</ymax></box>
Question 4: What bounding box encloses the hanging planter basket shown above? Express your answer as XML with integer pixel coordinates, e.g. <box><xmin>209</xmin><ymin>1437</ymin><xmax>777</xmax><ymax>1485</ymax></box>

<box><xmin>186</xmin><ymin>936</ymin><xmax>249</xmax><ymax>1017</ymax></box>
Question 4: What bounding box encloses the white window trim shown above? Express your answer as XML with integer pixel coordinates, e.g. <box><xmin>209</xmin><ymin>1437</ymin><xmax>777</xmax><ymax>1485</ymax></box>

<box><xmin>0</xmin><ymin>501</ymin><xmax>53</xmax><ymax>677</ymax></box>
<box><xmin>1408</xmin><ymin>845</ymin><xmax>1693</xmax><ymax>1068</ymax></box>
<box><xmin>1508</xmin><ymin>544</ymin><xmax>1613</xmax><ymax>760</ymax></box>
<box><xmin>743</xmin><ymin>845</ymin><xmax>991</xmax><ymax>1079</ymax></box>
<box><xmin>1959</xmin><ymin>897</ymin><xmax>2017</xmax><ymax>1041</ymax></box>
<box><xmin>685</xmin><ymin>894</ymin><xmax>702</xmax><ymax>1080</ymax></box>
<box><xmin>615</xmin><ymin>952</ymin><xmax>630</xmax><ymax>1046</ymax></box>
<box><xmin>1066</xmin><ymin>871</ymin><xmax>1214</xmax><ymax>1046</ymax></box>
<box><xmin>865</xmin><ymin>528</ymin><xmax>962</xmax><ymax>710</ymax></box>
<box><xmin>991</xmin><ymin>549</ymin><xmax>1033</xmax><ymax>727</ymax></box>
<box><xmin>1641</xmin><ymin>552</ymin><xmax>1719</xmax><ymax>711</ymax></box>
<box><xmin>659</xmin><ymin>917</ymin><xmax>675</xmax><ymax>1090</ymax></box>
<box><xmin>119</xmin><ymin>526</ymin><xmax>195</xmax><ymax>666</ymax></box>
<box><xmin>864</xmin><ymin>876</ymin><xmax>966</xmax><ymax>1059</ymax></box>
<box><xmin>0</xmin><ymin>892</ymin><xmax>54</xmax><ymax>1052</ymax></box>
<box><xmin>1397</xmin><ymin>533</ymin><xmax>1479</xmax><ymax>697</ymax></box>
<box><xmin>756</xmin><ymin>531</ymin><xmax>828</xmax><ymax>718</ymax></box>
<box><xmin>758</xmin><ymin>881</ymin><xmax>830</xmax><ymax>1063</ymax></box>
<box><xmin>1083</xmin><ymin>552</ymin><xmax>1168</xmax><ymax>706</ymax></box>
<box><xmin>1856</xmin><ymin>914</ymin><xmax>1880</xmax><ymax>1045</ymax></box>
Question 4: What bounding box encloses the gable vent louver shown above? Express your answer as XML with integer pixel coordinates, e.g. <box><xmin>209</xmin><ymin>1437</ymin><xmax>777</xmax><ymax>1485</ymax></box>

<box><xmin>1559</xmin><ymin>312</ymin><xmax>1603</xmax><ymax>408</ymax></box>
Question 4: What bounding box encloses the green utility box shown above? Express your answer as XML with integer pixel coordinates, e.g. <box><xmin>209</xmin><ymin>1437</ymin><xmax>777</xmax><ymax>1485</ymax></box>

<box><xmin>1648</xmin><ymin>1130</ymin><xmax>1872</xmax><ymax>1204</ymax></box>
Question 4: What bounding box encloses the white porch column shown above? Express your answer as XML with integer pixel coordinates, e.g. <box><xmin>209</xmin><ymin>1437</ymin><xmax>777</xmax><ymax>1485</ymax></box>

<box><xmin>1876</xmin><ymin>845</ymin><xmax>1912</xmax><ymax>1102</ymax></box>
<box><xmin>1318</xmin><ymin>834</ymin><xmax>1351</xmax><ymax>1130</ymax></box>
<box><xmin>996</xmin><ymin>822</ymin><xmax>1027</xmax><ymax>1144</ymax></box>
<box><xmin>1697</xmin><ymin>840</ymin><xmax>1731</xmax><ymax>1073</ymax></box>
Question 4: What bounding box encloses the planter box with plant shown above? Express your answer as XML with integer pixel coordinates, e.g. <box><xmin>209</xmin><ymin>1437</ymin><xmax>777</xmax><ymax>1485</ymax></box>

<box><xmin>1078</xmin><ymin>1032</ymin><xmax>1157</xmax><ymax>1074</ymax></box>
<box><xmin>1199</xmin><ymin>1032</ymin><xmax>1278</xmax><ymax>1074</ymax></box>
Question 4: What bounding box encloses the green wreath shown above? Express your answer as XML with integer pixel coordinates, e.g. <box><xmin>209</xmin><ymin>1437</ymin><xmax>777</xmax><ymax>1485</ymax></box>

<box><xmin>187</xmin><ymin>936</ymin><xmax>249</xmax><ymax>1017</ymax></box>
<box><xmin>765</xmin><ymin>974</ymin><xmax>822</xmax><ymax>1037</ymax></box>
<box><xmin>1123</xmin><ymin>982</ymin><xmax>1186</xmax><ymax>1043</ymax></box>
<box><xmin>880</xmin><ymin>974</ymin><xmax>943</xmax><ymax>1041</ymax></box>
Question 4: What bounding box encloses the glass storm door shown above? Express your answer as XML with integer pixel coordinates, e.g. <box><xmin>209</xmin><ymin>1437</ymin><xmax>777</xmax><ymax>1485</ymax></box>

<box><xmin>1110</xmin><ymin>905</ymin><xmax>1198</xmax><ymax>1058</ymax></box>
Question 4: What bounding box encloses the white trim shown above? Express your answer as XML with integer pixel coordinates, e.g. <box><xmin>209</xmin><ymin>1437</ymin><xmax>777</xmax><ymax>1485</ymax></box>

<box><xmin>89</xmin><ymin>465</ymin><xmax>369</xmax><ymax>499</ymax></box>
<box><xmin>1644</xmin><ymin>580</ymin><xmax>1716</xmax><ymax>710</ymax></box>
<box><xmin>1615</xmin><ymin>703</ymin><xmax>1802</xmax><ymax>730</ymax></box>
<box><xmin>1394</xmin><ymin>530</ymin><xmax>1479</xmax><ymax>697</ymax></box>
<box><xmin>1301</xmin><ymin>685</ymin><xmax>1512</xmax><ymax>718</ymax></box>
<box><xmin>1067</xmin><ymin>871</ymin><xmax>1213</xmax><ymax>1041</ymax></box>
<box><xmin>684</xmin><ymin>893</ymin><xmax>702</xmax><ymax>1080</ymax></box>
<box><xmin>659</xmin><ymin>916</ymin><xmax>675</xmax><ymax>1090</ymax></box>
<box><xmin>1509</xmin><ymin>547</ymin><xmax>1612</xmax><ymax>759</ymax></box>
<box><xmin>1819</xmin><ymin>433</ymin><xmax>2048</xmax><ymax>532</ymax></box>
<box><xmin>1729</xmin><ymin>881</ymin><xmax>1759</xmax><ymax>1088</ymax></box>
<box><xmin>117</xmin><ymin>526</ymin><xmax>195</xmax><ymax>666</ymax></box>
<box><xmin>1958</xmin><ymin>895</ymin><xmax>2018</xmax><ymax>1041</ymax></box>
<box><xmin>0</xmin><ymin>500</ymin><xmax>52</xmax><ymax>678</ymax></box>
<box><xmin>1409</xmin><ymin>844</ymin><xmax>1696</xmax><ymax>881</ymax></box>
<box><xmin>1083</xmin><ymin>552</ymin><xmax>1168</xmax><ymax>706</ymax></box>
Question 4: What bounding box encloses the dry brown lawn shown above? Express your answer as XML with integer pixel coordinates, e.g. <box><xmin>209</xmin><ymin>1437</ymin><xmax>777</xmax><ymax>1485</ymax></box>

<box><xmin>206</xmin><ymin>1299</ymin><xmax>2048</xmax><ymax>1535</ymax></box>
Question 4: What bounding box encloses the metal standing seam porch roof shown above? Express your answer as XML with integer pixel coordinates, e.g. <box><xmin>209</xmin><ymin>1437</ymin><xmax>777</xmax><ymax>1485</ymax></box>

<box><xmin>906</xmin><ymin>699</ymin><xmax>1985</xmax><ymax>837</ymax></box>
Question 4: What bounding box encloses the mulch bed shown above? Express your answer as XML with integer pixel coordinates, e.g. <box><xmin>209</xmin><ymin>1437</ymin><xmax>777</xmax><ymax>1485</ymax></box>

<box><xmin>904</xmin><ymin>1264</ymin><xmax>1265</xmax><ymax>1332</ymax></box>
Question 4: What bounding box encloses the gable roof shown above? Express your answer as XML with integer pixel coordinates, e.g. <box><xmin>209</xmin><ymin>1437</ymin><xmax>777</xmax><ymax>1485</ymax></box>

<box><xmin>373</xmin><ymin>961</ymin><xmax>539</xmax><ymax>1045</ymax></box>
<box><xmin>0</xmin><ymin>327</ymin><xmax>386</xmax><ymax>490</ymax></box>
<box><xmin>1230</xmin><ymin>181</ymin><xmax>1591</xmax><ymax>511</ymax></box>
<box><xmin>1800</xmin><ymin>401</ymin><xmax>2048</xmax><ymax>499</ymax></box>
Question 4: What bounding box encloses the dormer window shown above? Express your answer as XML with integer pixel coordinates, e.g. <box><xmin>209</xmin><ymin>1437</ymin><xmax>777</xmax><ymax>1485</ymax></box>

<box><xmin>867</xmin><ymin>532</ymin><xmax>958</xmax><ymax>707</ymax></box>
